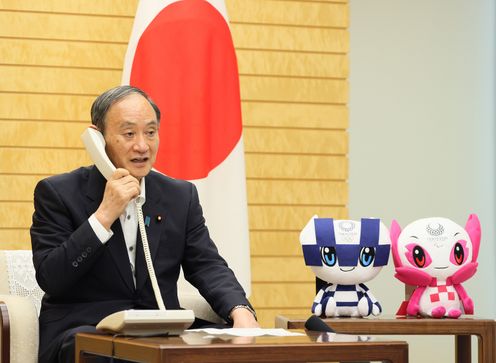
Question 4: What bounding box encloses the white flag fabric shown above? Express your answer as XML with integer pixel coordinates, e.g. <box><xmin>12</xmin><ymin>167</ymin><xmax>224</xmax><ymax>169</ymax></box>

<box><xmin>122</xmin><ymin>0</ymin><xmax>251</xmax><ymax>296</ymax></box>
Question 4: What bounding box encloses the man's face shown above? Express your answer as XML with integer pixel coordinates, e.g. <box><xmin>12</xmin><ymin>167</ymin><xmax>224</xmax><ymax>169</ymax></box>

<box><xmin>103</xmin><ymin>93</ymin><xmax>159</xmax><ymax>181</ymax></box>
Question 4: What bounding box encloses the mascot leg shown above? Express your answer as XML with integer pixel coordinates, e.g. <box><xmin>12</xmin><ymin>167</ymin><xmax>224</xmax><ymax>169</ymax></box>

<box><xmin>431</xmin><ymin>306</ymin><xmax>446</xmax><ymax>318</ymax></box>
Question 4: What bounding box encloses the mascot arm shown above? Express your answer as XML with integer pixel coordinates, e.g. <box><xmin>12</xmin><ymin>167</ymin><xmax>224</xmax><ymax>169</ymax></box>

<box><xmin>406</xmin><ymin>286</ymin><xmax>425</xmax><ymax>316</ymax></box>
<box><xmin>314</xmin><ymin>288</ymin><xmax>326</xmax><ymax>303</ymax></box>
<box><xmin>450</xmin><ymin>262</ymin><xmax>478</xmax><ymax>284</ymax></box>
<box><xmin>395</xmin><ymin>267</ymin><xmax>433</xmax><ymax>286</ymax></box>
<box><xmin>311</xmin><ymin>288</ymin><xmax>326</xmax><ymax>315</ymax></box>
<box><xmin>365</xmin><ymin>290</ymin><xmax>382</xmax><ymax>315</ymax></box>
<box><xmin>453</xmin><ymin>284</ymin><xmax>474</xmax><ymax>314</ymax></box>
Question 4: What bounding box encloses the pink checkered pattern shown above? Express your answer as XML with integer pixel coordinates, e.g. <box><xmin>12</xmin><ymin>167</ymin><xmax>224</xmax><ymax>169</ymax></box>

<box><xmin>430</xmin><ymin>285</ymin><xmax>455</xmax><ymax>302</ymax></box>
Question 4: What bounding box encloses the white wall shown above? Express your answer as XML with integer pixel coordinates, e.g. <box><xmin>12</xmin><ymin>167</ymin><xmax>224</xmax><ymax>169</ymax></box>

<box><xmin>349</xmin><ymin>1</ymin><xmax>495</xmax><ymax>362</ymax></box>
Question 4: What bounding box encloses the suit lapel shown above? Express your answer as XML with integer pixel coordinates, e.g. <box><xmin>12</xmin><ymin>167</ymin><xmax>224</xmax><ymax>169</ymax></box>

<box><xmin>107</xmin><ymin>221</ymin><xmax>136</xmax><ymax>292</ymax></box>
<box><xmin>135</xmin><ymin>173</ymin><xmax>164</xmax><ymax>292</ymax></box>
<box><xmin>85</xmin><ymin>166</ymin><xmax>135</xmax><ymax>293</ymax></box>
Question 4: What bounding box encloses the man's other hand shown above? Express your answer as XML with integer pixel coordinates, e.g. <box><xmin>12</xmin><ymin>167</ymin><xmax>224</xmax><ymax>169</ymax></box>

<box><xmin>231</xmin><ymin>307</ymin><xmax>260</xmax><ymax>328</ymax></box>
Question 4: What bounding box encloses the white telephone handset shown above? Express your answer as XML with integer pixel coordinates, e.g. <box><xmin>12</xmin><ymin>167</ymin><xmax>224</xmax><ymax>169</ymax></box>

<box><xmin>81</xmin><ymin>128</ymin><xmax>116</xmax><ymax>180</ymax></box>
<box><xmin>81</xmin><ymin>128</ymin><xmax>194</xmax><ymax>335</ymax></box>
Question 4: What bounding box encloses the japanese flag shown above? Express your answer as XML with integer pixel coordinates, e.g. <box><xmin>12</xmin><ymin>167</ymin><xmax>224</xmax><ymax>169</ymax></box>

<box><xmin>122</xmin><ymin>0</ymin><xmax>251</xmax><ymax>297</ymax></box>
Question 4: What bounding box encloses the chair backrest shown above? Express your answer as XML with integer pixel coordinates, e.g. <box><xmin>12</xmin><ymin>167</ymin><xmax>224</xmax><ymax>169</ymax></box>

<box><xmin>0</xmin><ymin>250</ymin><xmax>44</xmax><ymax>315</ymax></box>
<box><xmin>0</xmin><ymin>250</ymin><xmax>44</xmax><ymax>363</ymax></box>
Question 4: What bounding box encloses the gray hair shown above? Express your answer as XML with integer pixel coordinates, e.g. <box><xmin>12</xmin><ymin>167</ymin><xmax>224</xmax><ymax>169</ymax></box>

<box><xmin>90</xmin><ymin>85</ymin><xmax>161</xmax><ymax>133</ymax></box>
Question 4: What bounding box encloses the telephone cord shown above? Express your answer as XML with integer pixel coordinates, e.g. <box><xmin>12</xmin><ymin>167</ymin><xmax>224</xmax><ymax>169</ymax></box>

<box><xmin>135</xmin><ymin>199</ymin><xmax>166</xmax><ymax>310</ymax></box>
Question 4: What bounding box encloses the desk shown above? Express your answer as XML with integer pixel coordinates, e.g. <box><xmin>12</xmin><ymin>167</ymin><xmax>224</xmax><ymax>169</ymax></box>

<box><xmin>275</xmin><ymin>315</ymin><xmax>496</xmax><ymax>363</ymax></box>
<box><xmin>76</xmin><ymin>330</ymin><xmax>408</xmax><ymax>363</ymax></box>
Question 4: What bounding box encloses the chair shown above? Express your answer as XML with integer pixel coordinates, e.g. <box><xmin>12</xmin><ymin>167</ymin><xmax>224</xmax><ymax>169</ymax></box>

<box><xmin>0</xmin><ymin>250</ymin><xmax>43</xmax><ymax>363</ymax></box>
<box><xmin>0</xmin><ymin>250</ymin><xmax>222</xmax><ymax>363</ymax></box>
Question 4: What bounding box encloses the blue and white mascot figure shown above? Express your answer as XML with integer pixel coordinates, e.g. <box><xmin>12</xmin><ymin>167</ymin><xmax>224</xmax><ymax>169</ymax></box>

<box><xmin>300</xmin><ymin>216</ymin><xmax>391</xmax><ymax>317</ymax></box>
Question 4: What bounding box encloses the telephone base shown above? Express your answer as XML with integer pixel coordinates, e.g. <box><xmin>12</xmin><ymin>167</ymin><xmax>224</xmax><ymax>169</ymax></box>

<box><xmin>96</xmin><ymin>309</ymin><xmax>195</xmax><ymax>336</ymax></box>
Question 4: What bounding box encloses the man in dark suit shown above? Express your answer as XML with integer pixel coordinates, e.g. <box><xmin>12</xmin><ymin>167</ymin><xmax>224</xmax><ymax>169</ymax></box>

<box><xmin>30</xmin><ymin>85</ymin><xmax>258</xmax><ymax>363</ymax></box>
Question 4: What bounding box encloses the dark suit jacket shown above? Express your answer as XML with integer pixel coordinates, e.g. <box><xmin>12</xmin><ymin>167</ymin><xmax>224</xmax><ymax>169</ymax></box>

<box><xmin>30</xmin><ymin>166</ymin><xmax>251</xmax><ymax>361</ymax></box>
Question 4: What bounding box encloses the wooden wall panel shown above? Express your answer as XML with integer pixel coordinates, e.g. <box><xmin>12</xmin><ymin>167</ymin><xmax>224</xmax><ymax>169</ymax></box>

<box><xmin>0</xmin><ymin>11</ymin><xmax>132</xmax><ymax>42</ymax></box>
<box><xmin>241</xmin><ymin>77</ymin><xmax>347</xmax><ymax>103</ymax></box>
<box><xmin>245</xmin><ymin>154</ymin><xmax>347</xmax><ymax>180</ymax></box>
<box><xmin>0</xmin><ymin>66</ymin><xmax>121</xmax><ymax>94</ymax></box>
<box><xmin>0</xmin><ymin>231</ymin><xmax>29</xmax><ymax>249</ymax></box>
<box><xmin>247</xmin><ymin>180</ymin><xmax>347</xmax><ymax>205</ymax></box>
<box><xmin>0</xmin><ymin>0</ymin><xmax>349</xmax><ymax>329</ymax></box>
<box><xmin>251</xmin><ymin>282</ymin><xmax>315</xmax><ymax>308</ymax></box>
<box><xmin>0</xmin><ymin>149</ymin><xmax>91</xmax><ymax>174</ymax></box>
<box><xmin>248</xmin><ymin>206</ymin><xmax>348</xmax><ymax>231</ymax></box>
<box><xmin>0</xmin><ymin>175</ymin><xmax>43</xmax><ymax>201</ymax></box>
<box><xmin>250</xmin><ymin>231</ymin><xmax>302</xmax><ymax>256</ymax></box>
<box><xmin>244</xmin><ymin>128</ymin><xmax>347</xmax><ymax>154</ymax></box>
<box><xmin>231</xmin><ymin>24</ymin><xmax>348</xmax><ymax>53</ymax></box>
<box><xmin>251</xmin><ymin>257</ymin><xmax>314</xmax><ymax>282</ymax></box>
<box><xmin>0</xmin><ymin>0</ymin><xmax>136</xmax><ymax>15</ymax></box>
<box><xmin>0</xmin><ymin>39</ymin><xmax>127</xmax><ymax>69</ymax></box>
<box><xmin>227</xmin><ymin>0</ymin><xmax>347</xmax><ymax>27</ymax></box>
<box><xmin>0</xmin><ymin>93</ymin><xmax>93</xmax><ymax>121</ymax></box>
<box><xmin>241</xmin><ymin>102</ymin><xmax>348</xmax><ymax>129</ymax></box>
<box><xmin>0</xmin><ymin>121</ymin><xmax>87</xmax><ymax>147</ymax></box>
<box><xmin>0</xmin><ymin>202</ymin><xmax>33</xmax><ymax>229</ymax></box>
<box><xmin>237</xmin><ymin>50</ymin><xmax>348</xmax><ymax>78</ymax></box>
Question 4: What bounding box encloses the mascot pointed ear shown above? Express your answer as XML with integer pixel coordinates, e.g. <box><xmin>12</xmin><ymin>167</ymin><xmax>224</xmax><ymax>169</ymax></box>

<box><xmin>390</xmin><ymin>220</ymin><xmax>403</xmax><ymax>268</ymax></box>
<box><xmin>300</xmin><ymin>215</ymin><xmax>322</xmax><ymax>266</ymax></box>
<box><xmin>300</xmin><ymin>215</ymin><xmax>318</xmax><ymax>246</ymax></box>
<box><xmin>465</xmin><ymin>214</ymin><xmax>481</xmax><ymax>262</ymax></box>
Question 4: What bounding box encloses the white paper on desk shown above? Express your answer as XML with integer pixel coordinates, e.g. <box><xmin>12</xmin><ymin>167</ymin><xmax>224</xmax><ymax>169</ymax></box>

<box><xmin>186</xmin><ymin>328</ymin><xmax>305</xmax><ymax>337</ymax></box>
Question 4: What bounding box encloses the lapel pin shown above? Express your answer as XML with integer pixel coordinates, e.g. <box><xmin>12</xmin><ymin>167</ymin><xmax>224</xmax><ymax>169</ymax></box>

<box><xmin>144</xmin><ymin>216</ymin><xmax>151</xmax><ymax>227</ymax></box>
<box><xmin>156</xmin><ymin>215</ymin><xmax>162</xmax><ymax>223</ymax></box>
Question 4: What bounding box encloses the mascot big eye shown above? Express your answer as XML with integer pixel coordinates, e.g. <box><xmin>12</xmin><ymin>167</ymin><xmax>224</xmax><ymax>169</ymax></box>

<box><xmin>390</xmin><ymin>215</ymin><xmax>481</xmax><ymax>318</ymax></box>
<box><xmin>300</xmin><ymin>216</ymin><xmax>391</xmax><ymax>318</ymax></box>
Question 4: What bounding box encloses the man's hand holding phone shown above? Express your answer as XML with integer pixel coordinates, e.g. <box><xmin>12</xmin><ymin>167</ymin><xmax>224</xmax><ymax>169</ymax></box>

<box><xmin>95</xmin><ymin>168</ymin><xmax>140</xmax><ymax>230</ymax></box>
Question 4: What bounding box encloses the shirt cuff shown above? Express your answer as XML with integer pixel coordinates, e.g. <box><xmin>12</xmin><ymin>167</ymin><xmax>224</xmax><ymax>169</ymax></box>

<box><xmin>88</xmin><ymin>213</ymin><xmax>113</xmax><ymax>244</ymax></box>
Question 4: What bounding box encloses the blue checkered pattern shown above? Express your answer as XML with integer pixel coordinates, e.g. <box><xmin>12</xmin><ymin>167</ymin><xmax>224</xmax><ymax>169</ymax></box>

<box><xmin>312</xmin><ymin>283</ymin><xmax>382</xmax><ymax>317</ymax></box>
<box><xmin>303</xmin><ymin>218</ymin><xmax>390</xmax><ymax>267</ymax></box>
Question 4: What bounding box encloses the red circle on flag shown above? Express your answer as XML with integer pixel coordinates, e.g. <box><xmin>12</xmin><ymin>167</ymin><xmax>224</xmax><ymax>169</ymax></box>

<box><xmin>130</xmin><ymin>0</ymin><xmax>242</xmax><ymax>180</ymax></box>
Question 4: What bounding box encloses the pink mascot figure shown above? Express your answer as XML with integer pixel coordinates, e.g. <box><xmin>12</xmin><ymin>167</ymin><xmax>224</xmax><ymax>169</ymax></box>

<box><xmin>390</xmin><ymin>214</ymin><xmax>481</xmax><ymax>318</ymax></box>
